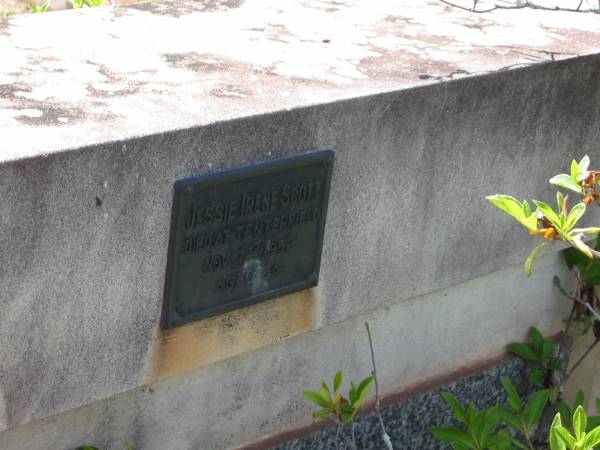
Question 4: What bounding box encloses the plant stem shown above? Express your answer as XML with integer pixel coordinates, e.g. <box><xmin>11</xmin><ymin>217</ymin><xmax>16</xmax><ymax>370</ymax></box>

<box><xmin>365</xmin><ymin>322</ymin><xmax>394</xmax><ymax>450</ymax></box>
<box><xmin>520</xmin><ymin>418</ymin><xmax>535</xmax><ymax>450</ymax></box>
<box><xmin>333</xmin><ymin>423</ymin><xmax>341</xmax><ymax>450</ymax></box>
<box><xmin>555</xmin><ymin>302</ymin><xmax>577</xmax><ymax>371</ymax></box>
<box><xmin>554</xmin><ymin>275</ymin><xmax>600</xmax><ymax>322</ymax></box>
<box><xmin>350</xmin><ymin>421</ymin><xmax>357</xmax><ymax>450</ymax></box>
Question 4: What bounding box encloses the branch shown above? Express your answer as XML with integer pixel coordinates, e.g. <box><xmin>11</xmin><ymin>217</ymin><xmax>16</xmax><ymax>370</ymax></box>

<box><xmin>440</xmin><ymin>0</ymin><xmax>600</xmax><ymax>14</ymax></box>
<box><xmin>439</xmin><ymin>0</ymin><xmax>498</xmax><ymax>12</ymax></box>
<box><xmin>566</xmin><ymin>338</ymin><xmax>600</xmax><ymax>380</ymax></box>
<box><xmin>365</xmin><ymin>322</ymin><xmax>393</xmax><ymax>450</ymax></box>
<box><xmin>554</xmin><ymin>273</ymin><xmax>600</xmax><ymax>321</ymax></box>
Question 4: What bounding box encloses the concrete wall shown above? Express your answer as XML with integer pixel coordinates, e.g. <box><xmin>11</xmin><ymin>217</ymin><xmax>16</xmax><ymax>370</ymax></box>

<box><xmin>1</xmin><ymin>1</ymin><xmax>600</xmax><ymax>449</ymax></box>
<box><xmin>0</xmin><ymin>254</ymin><xmax>575</xmax><ymax>450</ymax></box>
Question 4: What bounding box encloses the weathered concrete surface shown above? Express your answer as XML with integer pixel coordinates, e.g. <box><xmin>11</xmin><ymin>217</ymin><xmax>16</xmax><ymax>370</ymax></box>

<box><xmin>0</xmin><ymin>254</ymin><xmax>574</xmax><ymax>450</ymax></box>
<box><xmin>1</xmin><ymin>0</ymin><xmax>600</xmax><ymax>161</ymax></box>
<box><xmin>1</xmin><ymin>0</ymin><xmax>600</xmax><ymax>441</ymax></box>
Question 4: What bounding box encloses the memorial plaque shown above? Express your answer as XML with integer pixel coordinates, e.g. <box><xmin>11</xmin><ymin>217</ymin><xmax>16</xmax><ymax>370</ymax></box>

<box><xmin>161</xmin><ymin>150</ymin><xmax>334</xmax><ymax>328</ymax></box>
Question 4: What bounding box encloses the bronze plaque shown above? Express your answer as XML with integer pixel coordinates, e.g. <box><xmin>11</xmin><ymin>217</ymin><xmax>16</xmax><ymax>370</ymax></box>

<box><xmin>161</xmin><ymin>150</ymin><xmax>334</xmax><ymax>328</ymax></box>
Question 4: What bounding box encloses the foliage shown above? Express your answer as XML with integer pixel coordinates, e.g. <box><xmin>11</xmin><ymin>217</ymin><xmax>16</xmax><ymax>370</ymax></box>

<box><xmin>69</xmin><ymin>0</ymin><xmax>104</xmax><ymax>8</ymax></box>
<box><xmin>432</xmin><ymin>379</ymin><xmax>551</xmax><ymax>450</ymax></box>
<box><xmin>507</xmin><ymin>326</ymin><xmax>561</xmax><ymax>389</ymax></box>
<box><xmin>431</xmin><ymin>393</ymin><xmax>512</xmax><ymax>449</ymax></box>
<box><xmin>549</xmin><ymin>406</ymin><xmax>600</xmax><ymax>450</ymax></box>
<box><xmin>498</xmin><ymin>377</ymin><xmax>549</xmax><ymax>449</ymax></box>
<box><xmin>27</xmin><ymin>1</ymin><xmax>50</xmax><ymax>12</ymax></box>
<box><xmin>554</xmin><ymin>390</ymin><xmax>600</xmax><ymax>433</ymax></box>
<box><xmin>486</xmin><ymin>156</ymin><xmax>600</xmax><ymax>276</ymax></box>
<box><xmin>303</xmin><ymin>371</ymin><xmax>374</xmax><ymax>424</ymax></box>
<box><xmin>563</xmin><ymin>239</ymin><xmax>600</xmax><ymax>286</ymax></box>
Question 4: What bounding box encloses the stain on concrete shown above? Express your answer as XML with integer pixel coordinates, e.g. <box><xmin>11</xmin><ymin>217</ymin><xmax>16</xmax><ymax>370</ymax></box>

<box><xmin>163</xmin><ymin>52</ymin><xmax>228</xmax><ymax>73</ymax></box>
<box><xmin>129</xmin><ymin>0</ymin><xmax>244</xmax><ymax>18</ymax></box>
<box><xmin>144</xmin><ymin>288</ymin><xmax>319</xmax><ymax>383</ymax></box>
<box><xmin>211</xmin><ymin>84</ymin><xmax>253</xmax><ymax>98</ymax></box>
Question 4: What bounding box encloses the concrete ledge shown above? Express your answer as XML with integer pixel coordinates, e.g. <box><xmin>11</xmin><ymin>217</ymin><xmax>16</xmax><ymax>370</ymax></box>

<box><xmin>2</xmin><ymin>0</ymin><xmax>600</xmax><ymax>160</ymax></box>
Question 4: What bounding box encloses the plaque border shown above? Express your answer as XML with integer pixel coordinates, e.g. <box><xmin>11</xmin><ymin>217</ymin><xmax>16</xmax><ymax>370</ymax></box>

<box><xmin>161</xmin><ymin>149</ymin><xmax>334</xmax><ymax>328</ymax></box>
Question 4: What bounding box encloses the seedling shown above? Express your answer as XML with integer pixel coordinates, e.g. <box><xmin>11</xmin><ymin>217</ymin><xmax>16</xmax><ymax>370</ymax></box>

<box><xmin>304</xmin><ymin>371</ymin><xmax>374</xmax><ymax>424</ymax></box>
<box><xmin>432</xmin><ymin>392</ymin><xmax>512</xmax><ymax>449</ymax></box>
<box><xmin>507</xmin><ymin>326</ymin><xmax>561</xmax><ymax>388</ymax></box>
<box><xmin>550</xmin><ymin>406</ymin><xmax>600</xmax><ymax>450</ymax></box>
<box><xmin>69</xmin><ymin>0</ymin><xmax>104</xmax><ymax>8</ymax></box>
<box><xmin>27</xmin><ymin>1</ymin><xmax>50</xmax><ymax>12</ymax></box>
<box><xmin>497</xmin><ymin>377</ymin><xmax>549</xmax><ymax>449</ymax></box>
<box><xmin>555</xmin><ymin>390</ymin><xmax>600</xmax><ymax>432</ymax></box>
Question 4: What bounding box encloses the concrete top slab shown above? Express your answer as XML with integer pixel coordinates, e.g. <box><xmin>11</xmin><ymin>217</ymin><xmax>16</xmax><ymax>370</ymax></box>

<box><xmin>0</xmin><ymin>0</ymin><xmax>599</xmax><ymax>162</ymax></box>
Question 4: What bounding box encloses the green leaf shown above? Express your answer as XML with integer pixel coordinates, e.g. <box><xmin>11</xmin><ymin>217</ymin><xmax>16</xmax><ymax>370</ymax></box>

<box><xmin>573</xmin><ymin>405</ymin><xmax>587</xmax><ymax>441</ymax></box>
<box><xmin>303</xmin><ymin>390</ymin><xmax>331</xmax><ymax>409</ymax></box>
<box><xmin>320</xmin><ymin>383</ymin><xmax>332</xmax><ymax>404</ymax></box>
<box><xmin>431</xmin><ymin>427</ymin><xmax>477</xmax><ymax>449</ymax></box>
<box><xmin>550</xmin><ymin>173</ymin><xmax>583</xmax><ymax>193</ymax></box>
<box><xmin>528</xmin><ymin>369</ymin><xmax>545</xmax><ymax>385</ymax></box>
<box><xmin>587</xmin><ymin>415</ymin><xmax>600</xmax><ymax>431</ymax></box>
<box><xmin>333</xmin><ymin>372</ymin><xmax>343</xmax><ymax>395</ymax></box>
<box><xmin>571</xmin><ymin>159</ymin><xmax>582</xmax><ymax>183</ymax></box>
<box><xmin>465</xmin><ymin>404</ymin><xmax>477</xmax><ymax>428</ymax></box>
<box><xmin>483</xmin><ymin>429</ymin><xmax>511</xmax><ymax>448</ymax></box>
<box><xmin>555</xmin><ymin>426</ymin><xmax>577</xmax><ymax>448</ymax></box>
<box><xmin>473</xmin><ymin>407</ymin><xmax>500</xmax><ymax>445</ymax></box>
<box><xmin>564</xmin><ymin>246</ymin><xmax>591</xmax><ymax>271</ymax></box>
<box><xmin>579</xmin><ymin>155</ymin><xmax>591</xmax><ymax>175</ymax></box>
<box><xmin>351</xmin><ymin>375</ymin><xmax>374</xmax><ymax>409</ymax></box>
<box><xmin>582</xmin><ymin>425</ymin><xmax>600</xmax><ymax>448</ymax></box>
<box><xmin>501</xmin><ymin>377</ymin><xmax>523</xmax><ymax>412</ymax></box>
<box><xmin>497</xmin><ymin>406</ymin><xmax>522</xmax><ymax>430</ymax></box>
<box><xmin>524</xmin><ymin>389</ymin><xmax>550</xmax><ymax>430</ymax></box>
<box><xmin>556</xmin><ymin>401</ymin><xmax>572</xmax><ymax>428</ymax></box>
<box><xmin>534</xmin><ymin>200</ymin><xmax>562</xmax><ymax>230</ymax></box>
<box><xmin>349</xmin><ymin>382</ymin><xmax>357</xmax><ymax>404</ymax></box>
<box><xmin>486</xmin><ymin>195</ymin><xmax>538</xmax><ymax>232</ymax></box>
<box><xmin>442</xmin><ymin>392</ymin><xmax>467</xmax><ymax>424</ymax></box>
<box><xmin>549</xmin><ymin>413</ymin><xmax>567</xmax><ymax>450</ymax></box>
<box><xmin>557</xmin><ymin>191</ymin><xmax>566</xmax><ymax>216</ymax></box>
<box><xmin>507</xmin><ymin>342</ymin><xmax>541</xmax><ymax>364</ymax></box>
<box><xmin>449</xmin><ymin>444</ymin><xmax>470</xmax><ymax>450</ymax></box>
<box><xmin>530</xmin><ymin>326</ymin><xmax>544</xmax><ymax>354</ymax></box>
<box><xmin>565</xmin><ymin>203</ymin><xmax>587</xmax><ymax>232</ymax></box>
<box><xmin>341</xmin><ymin>412</ymin><xmax>353</xmax><ymax>423</ymax></box>
<box><xmin>582</xmin><ymin>261</ymin><xmax>600</xmax><ymax>285</ymax></box>
<box><xmin>542</xmin><ymin>340</ymin><xmax>556</xmax><ymax>363</ymax></box>
<box><xmin>525</xmin><ymin>242</ymin><xmax>548</xmax><ymax>276</ymax></box>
